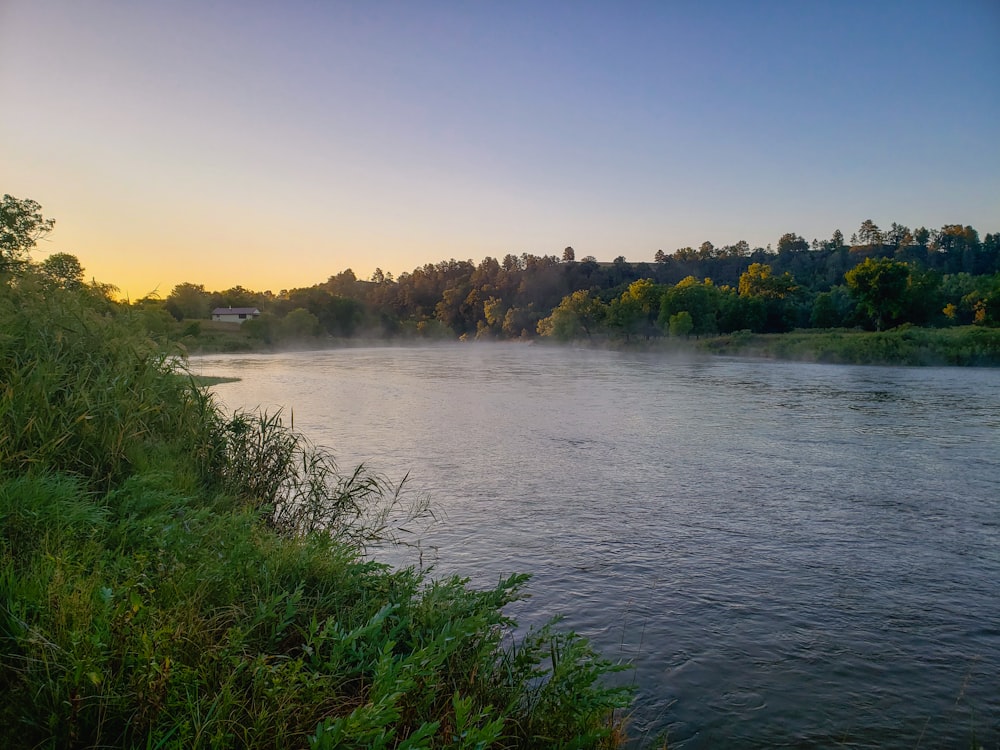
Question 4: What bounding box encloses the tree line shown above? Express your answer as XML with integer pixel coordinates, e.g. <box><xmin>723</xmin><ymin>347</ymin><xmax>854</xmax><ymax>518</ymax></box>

<box><xmin>3</xmin><ymin>194</ymin><xmax>998</xmax><ymax>347</ymax></box>
<box><xmin>155</xmin><ymin>218</ymin><xmax>997</xmax><ymax>344</ymax></box>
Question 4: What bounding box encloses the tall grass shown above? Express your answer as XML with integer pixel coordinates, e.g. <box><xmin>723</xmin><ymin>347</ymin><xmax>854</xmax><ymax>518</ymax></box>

<box><xmin>0</xmin><ymin>275</ymin><xmax>631</xmax><ymax>748</ymax></box>
<box><xmin>218</xmin><ymin>410</ymin><xmax>428</xmax><ymax>547</ymax></box>
<box><xmin>0</xmin><ymin>278</ymin><xmax>221</xmax><ymax>488</ymax></box>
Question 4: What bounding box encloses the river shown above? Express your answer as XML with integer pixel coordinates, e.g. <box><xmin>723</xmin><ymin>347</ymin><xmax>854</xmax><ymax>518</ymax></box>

<box><xmin>191</xmin><ymin>344</ymin><xmax>1000</xmax><ymax>748</ymax></box>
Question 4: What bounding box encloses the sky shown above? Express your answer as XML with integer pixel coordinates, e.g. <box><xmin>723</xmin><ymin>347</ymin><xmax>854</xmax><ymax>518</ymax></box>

<box><xmin>2</xmin><ymin>0</ymin><xmax>998</xmax><ymax>299</ymax></box>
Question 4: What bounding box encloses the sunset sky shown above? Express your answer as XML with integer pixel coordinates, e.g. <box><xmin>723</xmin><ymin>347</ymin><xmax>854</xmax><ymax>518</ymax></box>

<box><xmin>2</xmin><ymin>0</ymin><xmax>998</xmax><ymax>299</ymax></box>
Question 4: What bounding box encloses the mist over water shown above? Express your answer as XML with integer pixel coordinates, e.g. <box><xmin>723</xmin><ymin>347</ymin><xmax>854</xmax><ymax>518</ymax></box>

<box><xmin>193</xmin><ymin>345</ymin><xmax>1000</xmax><ymax>748</ymax></box>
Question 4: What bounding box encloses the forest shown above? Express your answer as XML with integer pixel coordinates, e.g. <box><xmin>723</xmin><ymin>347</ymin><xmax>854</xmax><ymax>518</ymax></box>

<box><xmin>151</xmin><ymin>221</ymin><xmax>1000</xmax><ymax>348</ymax></box>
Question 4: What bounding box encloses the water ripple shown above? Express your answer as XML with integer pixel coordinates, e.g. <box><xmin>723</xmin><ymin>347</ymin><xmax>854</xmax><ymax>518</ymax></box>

<box><xmin>193</xmin><ymin>348</ymin><xmax>1000</xmax><ymax>749</ymax></box>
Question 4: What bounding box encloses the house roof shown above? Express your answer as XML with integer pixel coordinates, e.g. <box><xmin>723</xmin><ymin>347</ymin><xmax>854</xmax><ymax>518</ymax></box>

<box><xmin>212</xmin><ymin>307</ymin><xmax>260</xmax><ymax>315</ymax></box>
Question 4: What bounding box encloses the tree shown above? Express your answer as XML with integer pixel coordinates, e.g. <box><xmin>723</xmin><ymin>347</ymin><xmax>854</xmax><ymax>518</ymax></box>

<box><xmin>902</xmin><ymin>267</ymin><xmax>942</xmax><ymax>325</ymax></box>
<box><xmin>212</xmin><ymin>285</ymin><xmax>267</xmax><ymax>311</ymax></box>
<box><xmin>777</xmin><ymin>233</ymin><xmax>808</xmax><ymax>255</ymax></box>
<box><xmin>502</xmin><ymin>305</ymin><xmax>539</xmax><ymax>338</ymax></box>
<box><xmin>536</xmin><ymin>290</ymin><xmax>605</xmax><ymax>340</ymax></box>
<box><xmin>810</xmin><ymin>288</ymin><xmax>854</xmax><ymax>328</ymax></box>
<box><xmin>971</xmin><ymin>277</ymin><xmax>1000</xmax><ymax>326</ymax></box>
<box><xmin>885</xmin><ymin>222</ymin><xmax>911</xmax><ymax>249</ymax></box>
<box><xmin>282</xmin><ymin>307</ymin><xmax>322</xmax><ymax>340</ymax></box>
<box><xmin>668</xmin><ymin>311</ymin><xmax>693</xmax><ymax>337</ymax></box>
<box><xmin>562</xmin><ymin>246</ymin><xmax>575</xmax><ymax>262</ymax></box>
<box><xmin>737</xmin><ymin>264</ymin><xmax>799</xmax><ymax>332</ymax></box>
<box><xmin>322</xmin><ymin>295</ymin><xmax>363</xmax><ymax>337</ymax></box>
<box><xmin>933</xmin><ymin>224</ymin><xmax>982</xmax><ymax>274</ymax></box>
<box><xmin>243</xmin><ymin>313</ymin><xmax>279</xmax><ymax>345</ymax></box>
<box><xmin>619</xmin><ymin>279</ymin><xmax>662</xmax><ymax>339</ymax></box>
<box><xmin>654</xmin><ymin>249</ymin><xmax>667</xmax><ymax>264</ymax></box>
<box><xmin>660</xmin><ymin>276</ymin><xmax>719</xmax><ymax>336</ymax></box>
<box><xmin>606</xmin><ymin>298</ymin><xmax>640</xmax><ymax>340</ymax></box>
<box><xmin>609</xmin><ymin>255</ymin><xmax>634</xmax><ymax>286</ymax></box>
<box><xmin>325</xmin><ymin>268</ymin><xmax>360</xmax><ymax>297</ymax></box>
<box><xmin>726</xmin><ymin>240</ymin><xmax>751</xmax><ymax>258</ymax></box>
<box><xmin>857</xmin><ymin>219</ymin><xmax>883</xmax><ymax>248</ymax></box>
<box><xmin>738</xmin><ymin>263</ymin><xmax>796</xmax><ymax>299</ymax></box>
<box><xmin>913</xmin><ymin>227</ymin><xmax>931</xmax><ymax>248</ymax></box>
<box><xmin>1</xmin><ymin>194</ymin><xmax>55</xmax><ymax>272</ymax></box>
<box><xmin>165</xmin><ymin>283</ymin><xmax>211</xmax><ymax>320</ymax></box>
<box><xmin>39</xmin><ymin>252</ymin><xmax>84</xmax><ymax>289</ymax></box>
<box><xmin>984</xmin><ymin>233</ymin><xmax>1000</xmax><ymax>274</ymax></box>
<box><xmin>845</xmin><ymin>257</ymin><xmax>911</xmax><ymax>330</ymax></box>
<box><xmin>482</xmin><ymin>296</ymin><xmax>505</xmax><ymax>332</ymax></box>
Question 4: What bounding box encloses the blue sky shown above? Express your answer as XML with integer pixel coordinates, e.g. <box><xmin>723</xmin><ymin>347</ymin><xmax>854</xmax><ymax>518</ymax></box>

<box><xmin>1</xmin><ymin>0</ymin><xmax>997</xmax><ymax>297</ymax></box>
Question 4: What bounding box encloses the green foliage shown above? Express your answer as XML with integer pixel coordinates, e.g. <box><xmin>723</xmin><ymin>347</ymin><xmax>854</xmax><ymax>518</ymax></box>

<box><xmin>537</xmin><ymin>290</ymin><xmax>605</xmax><ymax>341</ymax></box>
<box><xmin>701</xmin><ymin>326</ymin><xmax>1000</xmax><ymax>366</ymax></box>
<box><xmin>668</xmin><ymin>311</ymin><xmax>693</xmax><ymax>337</ymax></box>
<box><xmin>109</xmin><ymin>213</ymin><xmax>998</xmax><ymax>350</ymax></box>
<box><xmin>738</xmin><ymin>263</ymin><xmax>796</xmax><ymax>300</ymax></box>
<box><xmin>0</xmin><ymin>257</ymin><xmax>631</xmax><ymax>748</ymax></box>
<box><xmin>38</xmin><ymin>252</ymin><xmax>85</xmax><ymax>289</ymax></box>
<box><xmin>0</xmin><ymin>194</ymin><xmax>55</xmax><ymax>272</ymax></box>
<box><xmin>243</xmin><ymin>311</ymin><xmax>279</xmax><ymax>344</ymax></box>
<box><xmin>605</xmin><ymin>295</ymin><xmax>641</xmax><ymax>340</ymax></box>
<box><xmin>960</xmin><ymin>272</ymin><xmax>1000</xmax><ymax>327</ymax></box>
<box><xmin>845</xmin><ymin>257</ymin><xmax>912</xmax><ymax>331</ymax></box>
<box><xmin>809</xmin><ymin>286</ymin><xmax>855</xmax><ymax>329</ymax></box>
<box><xmin>659</xmin><ymin>276</ymin><xmax>719</xmax><ymax>336</ymax></box>
<box><xmin>282</xmin><ymin>306</ymin><xmax>322</xmax><ymax>340</ymax></box>
<box><xmin>777</xmin><ymin>232</ymin><xmax>808</xmax><ymax>255</ymax></box>
<box><xmin>165</xmin><ymin>282</ymin><xmax>211</xmax><ymax>321</ymax></box>
<box><xmin>0</xmin><ymin>279</ymin><xmax>220</xmax><ymax>488</ymax></box>
<box><xmin>219</xmin><ymin>410</ymin><xmax>427</xmax><ymax>546</ymax></box>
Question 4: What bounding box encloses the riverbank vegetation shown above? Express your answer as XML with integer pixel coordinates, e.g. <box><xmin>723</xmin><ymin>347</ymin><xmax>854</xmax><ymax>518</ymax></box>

<box><xmin>697</xmin><ymin>325</ymin><xmax>1000</xmax><ymax>366</ymax></box>
<box><xmin>139</xmin><ymin>215</ymin><xmax>999</xmax><ymax>363</ymax></box>
<box><xmin>9</xmin><ymin>192</ymin><xmax>995</xmax><ymax>361</ymax></box>
<box><xmin>0</xmin><ymin>197</ymin><xmax>631</xmax><ymax>747</ymax></box>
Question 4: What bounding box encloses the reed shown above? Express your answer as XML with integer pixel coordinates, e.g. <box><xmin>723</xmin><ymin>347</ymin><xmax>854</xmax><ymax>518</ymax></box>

<box><xmin>217</xmin><ymin>409</ymin><xmax>427</xmax><ymax>546</ymax></box>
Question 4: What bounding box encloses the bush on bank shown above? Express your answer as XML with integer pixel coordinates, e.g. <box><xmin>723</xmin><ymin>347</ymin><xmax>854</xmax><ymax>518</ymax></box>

<box><xmin>0</xmin><ymin>274</ymin><xmax>630</xmax><ymax>748</ymax></box>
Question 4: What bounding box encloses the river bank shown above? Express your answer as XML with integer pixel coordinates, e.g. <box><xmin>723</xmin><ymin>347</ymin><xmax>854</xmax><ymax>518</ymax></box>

<box><xmin>0</xmin><ymin>281</ymin><xmax>631</xmax><ymax>748</ymax></box>
<box><xmin>194</xmin><ymin>344</ymin><xmax>1000</xmax><ymax>748</ymax></box>
<box><xmin>694</xmin><ymin>325</ymin><xmax>1000</xmax><ymax>366</ymax></box>
<box><xmin>184</xmin><ymin>321</ymin><xmax>1000</xmax><ymax>368</ymax></box>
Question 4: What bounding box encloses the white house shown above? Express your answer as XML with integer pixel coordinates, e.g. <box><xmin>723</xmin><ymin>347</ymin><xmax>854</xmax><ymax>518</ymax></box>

<box><xmin>211</xmin><ymin>307</ymin><xmax>261</xmax><ymax>324</ymax></box>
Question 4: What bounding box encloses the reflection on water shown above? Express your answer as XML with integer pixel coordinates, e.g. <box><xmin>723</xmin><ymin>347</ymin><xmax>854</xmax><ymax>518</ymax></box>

<box><xmin>192</xmin><ymin>345</ymin><xmax>1000</xmax><ymax>748</ymax></box>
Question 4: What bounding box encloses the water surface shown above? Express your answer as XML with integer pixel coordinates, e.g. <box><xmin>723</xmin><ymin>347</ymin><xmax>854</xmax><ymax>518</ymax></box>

<box><xmin>193</xmin><ymin>345</ymin><xmax>1000</xmax><ymax>748</ymax></box>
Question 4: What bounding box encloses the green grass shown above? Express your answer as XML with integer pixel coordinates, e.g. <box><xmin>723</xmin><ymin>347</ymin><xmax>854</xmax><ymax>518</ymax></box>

<box><xmin>180</xmin><ymin>320</ymin><xmax>260</xmax><ymax>354</ymax></box>
<box><xmin>190</xmin><ymin>374</ymin><xmax>242</xmax><ymax>386</ymax></box>
<box><xmin>698</xmin><ymin>325</ymin><xmax>1000</xmax><ymax>366</ymax></box>
<box><xmin>0</xmin><ymin>275</ymin><xmax>631</xmax><ymax>749</ymax></box>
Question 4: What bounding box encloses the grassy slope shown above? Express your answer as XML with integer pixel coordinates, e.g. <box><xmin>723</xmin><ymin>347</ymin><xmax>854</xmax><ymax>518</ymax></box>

<box><xmin>0</xmin><ymin>280</ymin><xmax>630</xmax><ymax>749</ymax></box>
